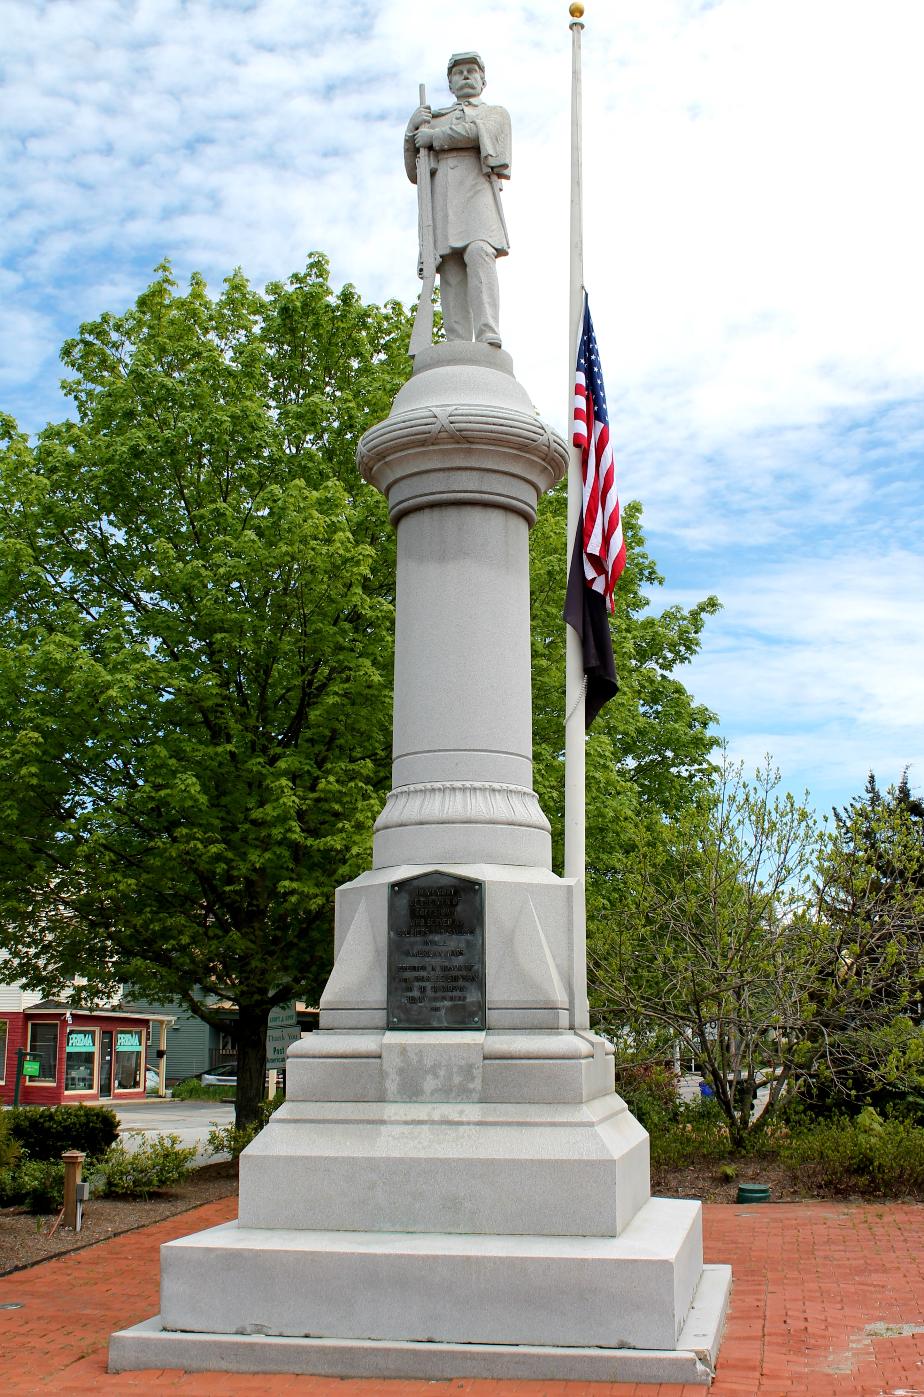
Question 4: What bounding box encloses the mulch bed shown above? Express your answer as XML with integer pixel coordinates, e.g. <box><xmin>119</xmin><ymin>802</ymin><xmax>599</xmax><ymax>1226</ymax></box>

<box><xmin>652</xmin><ymin>1155</ymin><xmax>813</xmax><ymax>1203</ymax></box>
<box><xmin>652</xmin><ymin>1155</ymin><xmax>924</xmax><ymax>1204</ymax></box>
<box><xmin>0</xmin><ymin>1159</ymin><xmax>238</xmax><ymax>1277</ymax></box>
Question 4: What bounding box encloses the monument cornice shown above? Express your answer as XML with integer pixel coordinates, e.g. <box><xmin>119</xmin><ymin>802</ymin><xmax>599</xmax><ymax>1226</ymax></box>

<box><xmin>357</xmin><ymin>402</ymin><xmax>568</xmax><ymax>525</ymax></box>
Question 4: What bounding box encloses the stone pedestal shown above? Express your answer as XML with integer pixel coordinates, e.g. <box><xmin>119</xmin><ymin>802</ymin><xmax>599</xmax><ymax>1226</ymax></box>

<box><xmin>110</xmin><ymin>344</ymin><xmax>730</xmax><ymax>1384</ymax></box>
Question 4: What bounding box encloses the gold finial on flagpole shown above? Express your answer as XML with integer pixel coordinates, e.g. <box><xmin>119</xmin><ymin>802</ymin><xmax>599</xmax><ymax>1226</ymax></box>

<box><xmin>569</xmin><ymin>2</ymin><xmax>585</xmax><ymax>24</ymax></box>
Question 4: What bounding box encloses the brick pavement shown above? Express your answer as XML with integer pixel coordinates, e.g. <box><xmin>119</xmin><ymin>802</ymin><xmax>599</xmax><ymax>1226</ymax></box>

<box><xmin>1</xmin><ymin>1198</ymin><xmax>923</xmax><ymax>1395</ymax></box>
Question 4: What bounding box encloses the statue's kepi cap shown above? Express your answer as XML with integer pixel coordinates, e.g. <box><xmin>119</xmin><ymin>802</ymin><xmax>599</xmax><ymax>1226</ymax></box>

<box><xmin>447</xmin><ymin>51</ymin><xmax>485</xmax><ymax>77</ymax></box>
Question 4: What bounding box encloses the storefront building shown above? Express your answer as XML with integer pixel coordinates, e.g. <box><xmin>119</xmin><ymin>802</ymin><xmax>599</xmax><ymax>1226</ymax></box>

<box><xmin>0</xmin><ymin>992</ymin><xmax>172</xmax><ymax>1107</ymax></box>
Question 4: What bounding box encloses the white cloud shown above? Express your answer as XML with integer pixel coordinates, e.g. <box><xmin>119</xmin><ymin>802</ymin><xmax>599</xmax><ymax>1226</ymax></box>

<box><xmin>663</xmin><ymin>545</ymin><xmax>924</xmax><ymax>808</ymax></box>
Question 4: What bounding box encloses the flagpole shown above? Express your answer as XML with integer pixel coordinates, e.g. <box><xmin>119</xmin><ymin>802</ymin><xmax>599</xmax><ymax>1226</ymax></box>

<box><xmin>565</xmin><ymin>1</ymin><xmax>590</xmax><ymax>1029</ymax></box>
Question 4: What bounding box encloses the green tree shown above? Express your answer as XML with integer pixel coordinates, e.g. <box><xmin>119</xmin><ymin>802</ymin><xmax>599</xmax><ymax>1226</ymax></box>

<box><xmin>589</xmin><ymin>757</ymin><xmax>820</xmax><ymax>1149</ymax></box>
<box><xmin>802</xmin><ymin>771</ymin><xmax>924</xmax><ymax>1113</ymax></box>
<box><xmin>0</xmin><ymin>255</ymin><xmax>412</xmax><ymax>1126</ymax></box>
<box><xmin>529</xmin><ymin>485</ymin><xmax>722</xmax><ymax>896</ymax></box>
<box><xmin>590</xmin><ymin>759</ymin><xmax>924</xmax><ymax>1147</ymax></box>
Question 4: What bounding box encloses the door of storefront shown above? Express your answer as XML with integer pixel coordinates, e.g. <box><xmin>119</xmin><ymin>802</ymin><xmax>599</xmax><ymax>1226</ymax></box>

<box><xmin>99</xmin><ymin>1030</ymin><xmax>113</xmax><ymax>1098</ymax></box>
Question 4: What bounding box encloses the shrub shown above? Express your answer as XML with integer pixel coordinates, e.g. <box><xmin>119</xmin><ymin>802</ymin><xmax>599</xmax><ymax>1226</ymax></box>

<box><xmin>612</xmin><ymin>1067</ymin><xmax>734</xmax><ymax>1167</ymax></box>
<box><xmin>0</xmin><ymin>1112</ymin><xmax>22</xmax><ymax>1171</ymax></box>
<box><xmin>615</xmin><ymin>1064</ymin><xmax>684</xmax><ymax>1133</ymax></box>
<box><xmin>7</xmin><ymin>1104</ymin><xmax>119</xmax><ymax>1161</ymax></box>
<box><xmin>880</xmin><ymin>1090</ymin><xmax>924</xmax><ymax>1125</ymax></box>
<box><xmin>787</xmin><ymin>1071</ymin><xmax>924</xmax><ymax>1126</ymax></box>
<box><xmin>207</xmin><ymin>1092</ymin><xmax>284</xmax><ymax>1160</ymax></box>
<box><xmin>649</xmin><ymin>1100</ymin><xmax>731</xmax><ymax>1168</ymax></box>
<box><xmin>95</xmin><ymin>1133</ymin><xmax>196</xmax><ymax>1199</ymax></box>
<box><xmin>170</xmin><ymin>1078</ymin><xmax>235</xmax><ymax>1101</ymax></box>
<box><xmin>780</xmin><ymin>1113</ymin><xmax>924</xmax><ymax>1196</ymax></box>
<box><xmin>1</xmin><ymin>1159</ymin><xmax>67</xmax><ymax>1213</ymax></box>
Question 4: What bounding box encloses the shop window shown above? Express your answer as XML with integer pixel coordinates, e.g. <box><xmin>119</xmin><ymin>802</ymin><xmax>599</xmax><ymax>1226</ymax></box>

<box><xmin>65</xmin><ymin>1027</ymin><xmax>97</xmax><ymax>1093</ymax></box>
<box><xmin>114</xmin><ymin>1029</ymin><xmax>142</xmax><ymax>1090</ymax></box>
<box><xmin>0</xmin><ymin>1019</ymin><xmax>7</xmax><ymax>1084</ymax></box>
<box><xmin>28</xmin><ymin>1022</ymin><xmax>59</xmax><ymax>1082</ymax></box>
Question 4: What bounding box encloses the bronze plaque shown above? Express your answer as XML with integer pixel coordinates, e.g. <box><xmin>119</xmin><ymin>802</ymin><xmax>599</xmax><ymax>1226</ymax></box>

<box><xmin>387</xmin><ymin>871</ymin><xmax>485</xmax><ymax>1029</ymax></box>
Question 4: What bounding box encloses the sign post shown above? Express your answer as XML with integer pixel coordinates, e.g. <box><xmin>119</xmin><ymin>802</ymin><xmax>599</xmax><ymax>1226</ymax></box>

<box><xmin>14</xmin><ymin>1049</ymin><xmax>41</xmax><ymax>1106</ymax></box>
<box><xmin>265</xmin><ymin>1003</ymin><xmax>300</xmax><ymax>1095</ymax></box>
<box><xmin>62</xmin><ymin>1151</ymin><xmax>86</xmax><ymax>1231</ymax></box>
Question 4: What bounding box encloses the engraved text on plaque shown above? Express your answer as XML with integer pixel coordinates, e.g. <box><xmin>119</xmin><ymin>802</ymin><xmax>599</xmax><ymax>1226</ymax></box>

<box><xmin>387</xmin><ymin>871</ymin><xmax>485</xmax><ymax>1029</ymax></box>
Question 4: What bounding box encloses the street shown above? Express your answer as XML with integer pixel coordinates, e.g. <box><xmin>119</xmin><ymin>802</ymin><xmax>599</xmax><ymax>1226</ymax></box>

<box><xmin>114</xmin><ymin>1097</ymin><xmax>235</xmax><ymax>1164</ymax></box>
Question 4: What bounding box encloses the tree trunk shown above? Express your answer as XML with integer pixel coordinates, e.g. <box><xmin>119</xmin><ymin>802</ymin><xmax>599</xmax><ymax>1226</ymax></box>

<box><xmin>235</xmin><ymin>1002</ymin><xmax>270</xmax><ymax>1130</ymax></box>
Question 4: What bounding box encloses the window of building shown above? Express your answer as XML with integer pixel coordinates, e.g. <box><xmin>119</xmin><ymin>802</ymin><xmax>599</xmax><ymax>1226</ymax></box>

<box><xmin>28</xmin><ymin>1022</ymin><xmax>59</xmax><ymax>1082</ymax></box>
<box><xmin>114</xmin><ymin>1029</ymin><xmax>142</xmax><ymax>1090</ymax></box>
<box><xmin>64</xmin><ymin>1027</ymin><xmax>97</xmax><ymax>1093</ymax></box>
<box><xmin>0</xmin><ymin>1019</ymin><xmax>7</xmax><ymax>1084</ymax></box>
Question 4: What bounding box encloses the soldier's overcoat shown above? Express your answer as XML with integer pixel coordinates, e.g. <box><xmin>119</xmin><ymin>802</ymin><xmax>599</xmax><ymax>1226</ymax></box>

<box><xmin>405</xmin><ymin>99</ymin><xmax>512</xmax><ymax>259</ymax></box>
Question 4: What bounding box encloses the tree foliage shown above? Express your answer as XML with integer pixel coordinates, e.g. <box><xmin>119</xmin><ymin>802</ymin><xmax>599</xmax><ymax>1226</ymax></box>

<box><xmin>802</xmin><ymin>771</ymin><xmax>924</xmax><ymax>1113</ymax></box>
<box><xmin>591</xmin><ymin>759</ymin><xmax>924</xmax><ymax>1147</ymax></box>
<box><xmin>0</xmin><ymin>255</ymin><xmax>412</xmax><ymax>1125</ymax></box>
<box><xmin>0</xmin><ymin>252</ymin><xmax>728</xmax><ymax>1131</ymax></box>
<box><xmin>529</xmin><ymin>485</ymin><xmax>722</xmax><ymax>894</ymax></box>
<box><xmin>589</xmin><ymin>756</ymin><xmax>819</xmax><ymax>1148</ymax></box>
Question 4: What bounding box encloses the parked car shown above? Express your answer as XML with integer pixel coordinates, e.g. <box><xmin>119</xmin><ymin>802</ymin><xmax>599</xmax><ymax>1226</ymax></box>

<box><xmin>145</xmin><ymin>1064</ymin><xmax>162</xmax><ymax>1091</ymax></box>
<box><xmin>201</xmin><ymin>1061</ymin><xmax>286</xmax><ymax>1090</ymax></box>
<box><xmin>173</xmin><ymin>1061</ymin><xmax>284</xmax><ymax>1093</ymax></box>
<box><xmin>201</xmin><ymin>1061</ymin><xmax>238</xmax><ymax>1087</ymax></box>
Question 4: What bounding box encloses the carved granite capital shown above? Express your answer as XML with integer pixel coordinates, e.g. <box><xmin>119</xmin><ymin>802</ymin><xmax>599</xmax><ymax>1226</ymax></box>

<box><xmin>374</xmin><ymin>781</ymin><xmax>552</xmax><ymax>835</ymax></box>
<box><xmin>357</xmin><ymin>402</ymin><xmax>567</xmax><ymax>525</ymax></box>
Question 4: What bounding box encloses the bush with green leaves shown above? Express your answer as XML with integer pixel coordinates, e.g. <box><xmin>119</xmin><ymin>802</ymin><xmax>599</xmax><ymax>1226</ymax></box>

<box><xmin>94</xmin><ymin>1132</ymin><xmax>196</xmax><ymax>1199</ymax></box>
<box><xmin>613</xmin><ymin>1064</ymin><xmax>743</xmax><ymax>1167</ymax></box>
<box><xmin>614</xmin><ymin>1064</ymin><xmax>685</xmax><ymax>1134</ymax></box>
<box><xmin>7</xmin><ymin>1104</ymin><xmax>119</xmax><ymax>1161</ymax></box>
<box><xmin>0</xmin><ymin>1158</ymin><xmax>67</xmax><ymax>1213</ymax></box>
<box><xmin>207</xmin><ymin>1092</ymin><xmax>284</xmax><ymax>1160</ymax></box>
<box><xmin>791</xmin><ymin>1075</ymin><xmax>924</xmax><ymax>1125</ymax></box>
<box><xmin>170</xmin><ymin>1078</ymin><xmax>235</xmax><ymax>1102</ymax></box>
<box><xmin>648</xmin><ymin>1098</ymin><xmax>733</xmax><ymax>1169</ymax></box>
<box><xmin>780</xmin><ymin>1110</ymin><xmax>924</xmax><ymax>1196</ymax></box>
<box><xmin>0</xmin><ymin>1111</ymin><xmax>22</xmax><ymax>1171</ymax></box>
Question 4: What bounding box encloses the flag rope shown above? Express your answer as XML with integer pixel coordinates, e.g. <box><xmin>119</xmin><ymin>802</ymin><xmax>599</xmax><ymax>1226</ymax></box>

<box><xmin>564</xmin><ymin>674</ymin><xmax>588</xmax><ymax>728</ymax></box>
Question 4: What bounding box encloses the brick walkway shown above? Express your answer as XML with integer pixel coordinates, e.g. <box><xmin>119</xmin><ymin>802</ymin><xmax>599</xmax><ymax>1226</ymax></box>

<box><xmin>1</xmin><ymin>1198</ymin><xmax>923</xmax><ymax>1395</ymax></box>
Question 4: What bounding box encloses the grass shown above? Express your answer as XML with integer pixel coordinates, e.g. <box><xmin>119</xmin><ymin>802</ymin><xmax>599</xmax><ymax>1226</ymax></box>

<box><xmin>169</xmin><ymin>1079</ymin><xmax>235</xmax><ymax>1102</ymax></box>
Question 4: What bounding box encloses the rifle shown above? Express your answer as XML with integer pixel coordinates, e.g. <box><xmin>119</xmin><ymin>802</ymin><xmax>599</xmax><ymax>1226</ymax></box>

<box><xmin>409</xmin><ymin>82</ymin><xmax>437</xmax><ymax>356</ymax></box>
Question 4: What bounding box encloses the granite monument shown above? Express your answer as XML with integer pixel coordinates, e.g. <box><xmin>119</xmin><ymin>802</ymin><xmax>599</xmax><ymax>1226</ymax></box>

<box><xmin>110</xmin><ymin>46</ymin><xmax>731</xmax><ymax>1384</ymax></box>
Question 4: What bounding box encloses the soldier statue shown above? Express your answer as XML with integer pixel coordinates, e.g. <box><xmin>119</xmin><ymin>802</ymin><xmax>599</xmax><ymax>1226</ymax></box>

<box><xmin>405</xmin><ymin>52</ymin><xmax>511</xmax><ymax>347</ymax></box>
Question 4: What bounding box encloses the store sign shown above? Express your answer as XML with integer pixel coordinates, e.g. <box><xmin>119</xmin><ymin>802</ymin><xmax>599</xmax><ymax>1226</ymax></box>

<box><xmin>22</xmin><ymin>1058</ymin><xmax>41</xmax><ymax>1078</ymax></box>
<box><xmin>116</xmin><ymin>1031</ymin><xmax>141</xmax><ymax>1051</ymax></box>
<box><xmin>66</xmin><ymin>1031</ymin><xmax>95</xmax><ymax>1052</ymax></box>
<box><xmin>266</xmin><ymin>1003</ymin><xmax>300</xmax><ymax>1068</ymax></box>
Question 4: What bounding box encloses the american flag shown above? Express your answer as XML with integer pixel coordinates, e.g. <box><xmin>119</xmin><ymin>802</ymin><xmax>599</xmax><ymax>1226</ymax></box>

<box><xmin>564</xmin><ymin>294</ymin><xmax>621</xmax><ymax>727</ymax></box>
<box><xmin>573</xmin><ymin>295</ymin><xmax>625</xmax><ymax>611</ymax></box>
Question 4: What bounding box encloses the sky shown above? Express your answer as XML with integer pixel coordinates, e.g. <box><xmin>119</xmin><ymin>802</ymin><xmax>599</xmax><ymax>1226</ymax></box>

<box><xmin>3</xmin><ymin>0</ymin><xmax>923</xmax><ymax>818</ymax></box>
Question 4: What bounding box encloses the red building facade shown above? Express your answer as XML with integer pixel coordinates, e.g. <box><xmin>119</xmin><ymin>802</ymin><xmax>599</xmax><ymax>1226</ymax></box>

<box><xmin>0</xmin><ymin>1001</ymin><xmax>160</xmax><ymax>1107</ymax></box>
